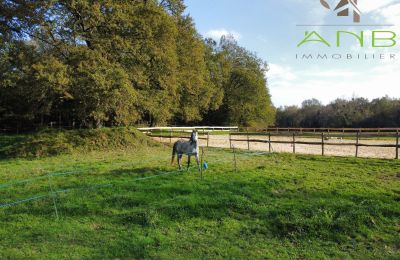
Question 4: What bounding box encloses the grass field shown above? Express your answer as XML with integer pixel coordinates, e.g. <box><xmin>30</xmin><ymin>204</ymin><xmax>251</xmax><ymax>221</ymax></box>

<box><xmin>0</xmin><ymin>132</ymin><xmax>399</xmax><ymax>259</ymax></box>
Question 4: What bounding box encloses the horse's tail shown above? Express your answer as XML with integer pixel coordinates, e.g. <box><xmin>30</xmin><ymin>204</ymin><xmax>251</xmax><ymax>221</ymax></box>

<box><xmin>171</xmin><ymin>143</ymin><xmax>177</xmax><ymax>164</ymax></box>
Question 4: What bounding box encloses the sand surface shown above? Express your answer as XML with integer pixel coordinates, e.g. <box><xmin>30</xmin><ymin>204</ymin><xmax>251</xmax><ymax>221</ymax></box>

<box><xmin>153</xmin><ymin>135</ymin><xmax>398</xmax><ymax>159</ymax></box>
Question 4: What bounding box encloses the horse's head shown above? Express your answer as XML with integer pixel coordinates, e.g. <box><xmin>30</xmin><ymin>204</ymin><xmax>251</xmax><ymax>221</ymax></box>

<box><xmin>190</xmin><ymin>130</ymin><xmax>198</xmax><ymax>143</ymax></box>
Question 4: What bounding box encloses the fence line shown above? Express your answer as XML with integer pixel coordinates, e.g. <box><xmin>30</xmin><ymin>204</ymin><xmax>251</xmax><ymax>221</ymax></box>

<box><xmin>228</xmin><ymin>131</ymin><xmax>400</xmax><ymax>159</ymax></box>
<box><xmin>137</xmin><ymin>126</ymin><xmax>238</xmax><ymax>132</ymax></box>
<box><xmin>0</xmin><ymin>152</ymin><xmax>183</xmax><ymax>191</ymax></box>
<box><xmin>0</xmin><ymin>146</ymin><xmax>238</xmax><ymax>211</ymax></box>
<box><xmin>141</xmin><ymin>128</ymin><xmax>400</xmax><ymax>160</ymax></box>
<box><xmin>0</xmin><ymin>146</ymin><xmax>265</xmax><ymax>213</ymax></box>
<box><xmin>0</xmin><ymin>170</ymin><xmax>86</xmax><ymax>190</ymax></box>
<box><xmin>0</xmin><ymin>164</ymin><xmax>192</xmax><ymax>210</ymax></box>
<box><xmin>2</xmin><ymin>126</ymin><xmax>399</xmax><ymax>134</ymax></box>
<box><xmin>0</xmin><ymin>145</ymin><xmax>306</xmax><ymax>224</ymax></box>
<box><xmin>245</xmin><ymin>127</ymin><xmax>400</xmax><ymax>133</ymax></box>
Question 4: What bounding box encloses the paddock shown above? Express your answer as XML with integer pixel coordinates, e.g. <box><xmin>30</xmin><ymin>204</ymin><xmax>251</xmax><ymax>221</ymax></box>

<box><xmin>0</xmin><ymin>133</ymin><xmax>399</xmax><ymax>258</ymax></box>
<box><xmin>143</xmin><ymin>127</ymin><xmax>400</xmax><ymax>160</ymax></box>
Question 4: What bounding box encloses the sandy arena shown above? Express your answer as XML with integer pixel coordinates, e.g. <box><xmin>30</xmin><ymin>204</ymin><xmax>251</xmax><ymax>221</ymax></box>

<box><xmin>154</xmin><ymin>135</ymin><xmax>398</xmax><ymax>160</ymax></box>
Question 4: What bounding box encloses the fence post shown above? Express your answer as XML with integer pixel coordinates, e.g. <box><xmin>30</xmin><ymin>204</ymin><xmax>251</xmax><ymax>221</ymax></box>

<box><xmin>200</xmin><ymin>147</ymin><xmax>204</xmax><ymax>179</ymax></box>
<box><xmin>207</xmin><ymin>132</ymin><xmax>210</xmax><ymax>148</ymax></box>
<box><xmin>396</xmin><ymin>130</ymin><xmax>399</xmax><ymax>160</ymax></box>
<box><xmin>321</xmin><ymin>133</ymin><xmax>325</xmax><ymax>156</ymax></box>
<box><xmin>246</xmin><ymin>128</ymin><xmax>250</xmax><ymax>151</ymax></box>
<box><xmin>356</xmin><ymin>131</ymin><xmax>360</xmax><ymax>158</ymax></box>
<box><xmin>233</xmin><ymin>145</ymin><xmax>237</xmax><ymax>173</ymax></box>
<box><xmin>229</xmin><ymin>133</ymin><xmax>232</xmax><ymax>148</ymax></box>
<box><xmin>170</xmin><ymin>128</ymin><xmax>172</xmax><ymax>144</ymax></box>
<box><xmin>268</xmin><ymin>132</ymin><xmax>271</xmax><ymax>153</ymax></box>
<box><xmin>47</xmin><ymin>176</ymin><xmax>59</xmax><ymax>220</ymax></box>
<box><xmin>292</xmin><ymin>133</ymin><xmax>296</xmax><ymax>154</ymax></box>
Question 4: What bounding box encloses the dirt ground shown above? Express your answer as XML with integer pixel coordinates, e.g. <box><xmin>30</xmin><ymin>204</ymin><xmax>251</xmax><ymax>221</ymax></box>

<box><xmin>154</xmin><ymin>135</ymin><xmax>398</xmax><ymax>160</ymax></box>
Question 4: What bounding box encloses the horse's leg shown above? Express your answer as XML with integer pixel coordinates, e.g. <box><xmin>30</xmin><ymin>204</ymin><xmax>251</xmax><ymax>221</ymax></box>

<box><xmin>187</xmin><ymin>155</ymin><xmax>191</xmax><ymax>171</ymax></box>
<box><xmin>178</xmin><ymin>154</ymin><xmax>182</xmax><ymax>170</ymax></box>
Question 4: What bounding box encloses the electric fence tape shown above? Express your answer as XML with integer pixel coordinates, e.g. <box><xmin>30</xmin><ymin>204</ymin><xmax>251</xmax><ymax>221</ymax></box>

<box><xmin>0</xmin><ymin>166</ymin><xmax>190</xmax><ymax>209</ymax></box>
<box><xmin>0</xmin><ymin>146</ymin><xmax>270</xmax><ymax>210</ymax></box>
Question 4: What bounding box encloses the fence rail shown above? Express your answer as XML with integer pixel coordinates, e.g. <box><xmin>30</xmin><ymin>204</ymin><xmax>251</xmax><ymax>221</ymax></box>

<box><xmin>245</xmin><ymin>127</ymin><xmax>400</xmax><ymax>133</ymax></box>
<box><xmin>140</xmin><ymin>127</ymin><xmax>400</xmax><ymax>160</ymax></box>
<box><xmin>137</xmin><ymin>126</ymin><xmax>238</xmax><ymax>132</ymax></box>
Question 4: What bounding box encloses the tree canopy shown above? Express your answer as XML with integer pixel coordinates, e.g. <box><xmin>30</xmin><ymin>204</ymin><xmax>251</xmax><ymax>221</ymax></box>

<box><xmin>0</xmin><ymin>0</ymin><xmax>275</xmax><ymax>130</ymax></box>
<box><xmin>276</xmin><ymin>97</ymin><xmax>400</xmax><ymax>128</ymax></box>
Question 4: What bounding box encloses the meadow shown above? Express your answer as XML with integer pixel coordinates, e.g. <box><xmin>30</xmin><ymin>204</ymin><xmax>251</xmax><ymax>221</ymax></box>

<box><xmin>0</xmin><ymin>130</ymin><xmax>399</xmax><ymax>259</ymax></box>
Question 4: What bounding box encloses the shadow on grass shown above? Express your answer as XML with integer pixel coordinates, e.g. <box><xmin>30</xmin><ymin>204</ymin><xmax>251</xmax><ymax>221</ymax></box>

<box><xmin>109</xmin><ymin>167</ymin><xmax>158</xmax><ymax>177</ymax></box>
<box><xmin>296</xmin><ymin>154</ymin><xmax>400</xmax><ymax>167</ymax></box>
<box><xmin>0</xmin><ymin>134</ymin><xmax>29</xmax><ymax>160</ymax></box>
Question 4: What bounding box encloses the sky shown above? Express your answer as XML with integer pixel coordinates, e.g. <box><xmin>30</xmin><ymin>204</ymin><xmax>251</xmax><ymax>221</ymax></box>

<box><xmin>184</xmin><ymin>0</ymin><xmax>400</xmax><ymax>107</ymax></box>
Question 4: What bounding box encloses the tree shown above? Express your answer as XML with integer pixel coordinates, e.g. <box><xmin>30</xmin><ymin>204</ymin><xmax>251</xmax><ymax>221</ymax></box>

<box><xmin>276</xmin><ymin>106</ymin><xmax>300</xmax><ymax>127</ymax></box>
<box><xmin>68</xmin><ymin>48</ymin><xmax>138</xmax><ymax>128</ymax></box>
<box><xmin>174</xmin><ymin>16</ymin><xmax>223</xmax><ymax>123</ymax></box>
<box><xmin>0</xmin><ymin>40</ymin><xmax>41</xmax><ymax>128</ymax></box>
<box><xmin>276</xmin><ymin>97</ymin><xmax>400</xmax><ymax>128</ymax></box>
<box><xmin>299</xmin><ymin>99</ymin><xmax>323</xmax><ymax>127</ymax></box>
<box><xmin>218</xmin><ymin>36</ymin><xmax>275</xmax><ymax>126</ymax></box>
<box><xmin>0</xmin><ymin>0</ymin><xmax>277</xmax><ymax>130</ymax></box>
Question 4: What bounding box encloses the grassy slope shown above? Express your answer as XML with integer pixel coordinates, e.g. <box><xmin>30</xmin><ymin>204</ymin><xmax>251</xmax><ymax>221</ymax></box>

<box><xmin>0</xmin><ymin>127</ymin><xmax>159</xmax><ymax>158</ymax></box>
<box><xmin>0</xmin><ymin>132</ymin><xmax>399</xmax><ymax>259</ymax></box>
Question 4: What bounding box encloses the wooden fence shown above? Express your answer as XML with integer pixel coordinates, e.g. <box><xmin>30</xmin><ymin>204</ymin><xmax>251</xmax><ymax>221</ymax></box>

<box><xmin>137</xmin><ymin>126</ymin><xmax>239</xmax><ymax>132</ymax></box>
<box><xmin>229</xmin><ymin>131</ymin><xmax>400</xmax><ymax>159</ymax></box>
<box><xmin>140</xmin><ymin>127</ymin><xmax>400</xmax><ymax>160</ymax></box>
<box><xmin>244</xmin><ymin>127</ymin><xmax>400</xmax><ymax>133</ymax></box>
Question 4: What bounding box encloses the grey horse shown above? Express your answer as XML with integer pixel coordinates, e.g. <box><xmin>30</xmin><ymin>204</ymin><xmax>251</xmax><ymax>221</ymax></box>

<box><xmin>171</xmin><ymin>130</ymin><xmax>200</xmax><ymax>170</ymax></box>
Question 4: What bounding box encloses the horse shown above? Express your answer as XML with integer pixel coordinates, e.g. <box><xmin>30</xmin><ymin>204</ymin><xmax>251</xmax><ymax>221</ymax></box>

<box><xmin>171</xmin><ymin>130</ymin><xmax>200</xmax><ymax>170</ymax></box>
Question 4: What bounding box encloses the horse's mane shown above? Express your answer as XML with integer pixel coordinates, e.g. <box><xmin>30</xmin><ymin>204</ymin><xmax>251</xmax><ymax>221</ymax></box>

<box><xmin>189</xmin><ymin>132</ymin><xmax>197</xmax><ymax>144</ymax></box>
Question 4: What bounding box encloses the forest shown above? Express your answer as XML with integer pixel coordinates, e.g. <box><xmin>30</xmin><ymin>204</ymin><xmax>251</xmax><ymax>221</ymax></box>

<box><xmin>276</xmin><ymin>97</ymin><xmax>400</xmax><ymax>128</ymax></box>
<box><xmin>0</xmin><ymin>0</ymin><xmax>275</xmax><ymax>130</ymax></box>
<box><xmin>1</xmin><ymin>1</ymin><xmax>399</xmax><ymax>132</ymax></box>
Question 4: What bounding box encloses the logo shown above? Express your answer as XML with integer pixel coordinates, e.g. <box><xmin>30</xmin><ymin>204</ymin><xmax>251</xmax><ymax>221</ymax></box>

<box><xmin>295</xmin><ymin>1</ymin><xmax>397</xmax><ymax>61</ymax></box>
<box><xmin>320</xmin><ymin>0</ymin><xmax>361</xmax><ymax>23</ymax></box>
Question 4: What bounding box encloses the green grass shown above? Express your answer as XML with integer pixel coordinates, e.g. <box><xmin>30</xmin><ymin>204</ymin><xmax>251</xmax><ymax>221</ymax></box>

<box><xmin>0</xmin><ymin>129</ymin><xmax>399</xmax><ymax>258</ymax></box>
<box><xmin>0</xmin><ymin>139</ymin><xmax>399</xmax><ymax>259</ymax></box>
